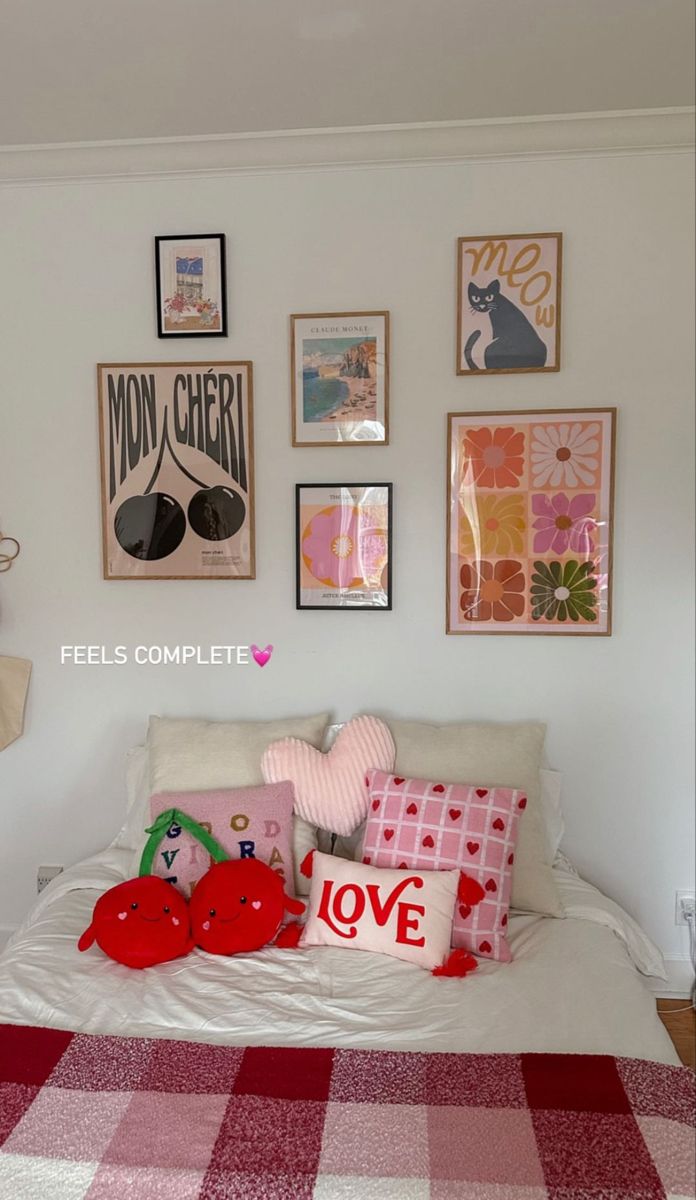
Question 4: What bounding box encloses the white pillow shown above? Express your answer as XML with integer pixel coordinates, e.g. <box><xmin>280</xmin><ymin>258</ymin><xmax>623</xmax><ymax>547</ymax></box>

<box><xmin>148</xmin><ymin>712</ymin><xmax>329</xmax><ymax>793</ymax></box>
<box><xmin>385</xmin><ymin>718</ymin><xmax>562</xmax><ymax>917</ymax></box>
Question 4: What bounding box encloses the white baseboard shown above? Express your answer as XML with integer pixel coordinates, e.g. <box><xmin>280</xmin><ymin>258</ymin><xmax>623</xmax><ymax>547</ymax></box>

<box><xmin>647</xmin><ymin>957</ymin><xmax>694</xmax><ymax>1000</ymax></box>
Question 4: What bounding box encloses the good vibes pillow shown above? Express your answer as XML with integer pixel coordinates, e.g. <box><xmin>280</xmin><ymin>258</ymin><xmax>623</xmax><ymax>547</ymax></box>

<box><xmin>301</xmin><ymin>850</ymin><xmax>459</xmax><ymax>971</ymax></box>
<box><xmin>146</xmin><ymin>782</ymin><xmax>295</xmax><ymax>899</ymax></box>
<box><xmin>362</xmin><ymin>769</ymin><xmax>524</xmax><ymax>962</ymax></box>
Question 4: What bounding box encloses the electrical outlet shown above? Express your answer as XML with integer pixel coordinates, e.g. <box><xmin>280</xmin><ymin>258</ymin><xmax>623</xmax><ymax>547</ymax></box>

<box><xmin>675</xmin><ymin>890</ymin><xmax>696</xmax><ymax>925</ymax></box>
<box><xmin>37</xmin><ymin>865</ymin><xmax>63</xmax><ymax>894</ymax></box>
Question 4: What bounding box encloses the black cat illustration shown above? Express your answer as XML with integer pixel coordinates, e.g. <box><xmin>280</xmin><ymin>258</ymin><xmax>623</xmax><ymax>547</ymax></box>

<box><xmin>465</xmin><ymin>279</ymin><xmax>547</xmax><ymax>370</ymax></box>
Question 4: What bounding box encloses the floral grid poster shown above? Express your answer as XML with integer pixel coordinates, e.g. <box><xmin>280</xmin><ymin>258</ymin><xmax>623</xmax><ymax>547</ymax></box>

<box><xmin>296</xmin><ymin>485</ymin><xmax>391</xmax><ymax>608</ymax></box>
<box><xmin>448</xmin><ymin>411</ymin><xmax>614</xmax><ymax>634</ymax></box>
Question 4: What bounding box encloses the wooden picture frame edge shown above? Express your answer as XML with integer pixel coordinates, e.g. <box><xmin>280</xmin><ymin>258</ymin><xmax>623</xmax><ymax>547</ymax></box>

<box><xmin>455</xmin><ymin>233</ymin><xmax>562</xmax><ymax>376</ymax></box>
<box><xmin>295</xmin><ymin>481</ymin><xmax>393</xmax><ymax>610</ymax></box>
<box><xmin>445</xmin><ymin>406</ymin><xmax>616</xmax><ymax>635</ymax></box>
<box><xmin>97</xmin><ymin>360</ymin><xmax>255</xmax><ymax>580</ymax></box>
<box><xmin>155</xmin><ymin>233</ymin><xmax>228</xmax><ymax>339</ymax></box>
<box><xmin>290</xmin><ymin>311</ymin><xmax>390</xmax><ymax>447</ymax></box>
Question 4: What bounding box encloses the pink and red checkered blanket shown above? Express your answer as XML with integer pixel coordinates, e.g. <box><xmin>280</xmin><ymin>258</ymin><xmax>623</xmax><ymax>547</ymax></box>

<box><xmin>0</xmin><ymin>1023</ymin><xmax>693</xmax><ymax>1198</ymax></box>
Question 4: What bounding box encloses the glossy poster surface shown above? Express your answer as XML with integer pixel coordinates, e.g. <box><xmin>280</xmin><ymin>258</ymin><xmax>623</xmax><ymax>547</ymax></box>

<box><xmin>296</xmin><ymin>484</ymin><xmax>392</xmax><ymax>609</ymax></box>
<box><xmin>447</xmin><ymin>410</ymin><xmax>615</xmax><ymax>634</ymax></box>
<box><xmin>98</xmin><ymin>362</ymin><xmax>254</xmax><ymax>579</ymax></box>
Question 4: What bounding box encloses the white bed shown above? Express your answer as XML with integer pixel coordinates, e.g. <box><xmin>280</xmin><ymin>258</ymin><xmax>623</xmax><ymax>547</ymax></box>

<box><xmin>0</xmin><ymin>846</ymin><xmax>677</xmax><ymax>1065</ymax></box>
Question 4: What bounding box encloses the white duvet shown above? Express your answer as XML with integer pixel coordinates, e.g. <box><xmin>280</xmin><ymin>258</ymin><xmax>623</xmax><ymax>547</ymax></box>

<box><xmin>0</xmin><ymin>848</ymin><xmax>677</xmax><ymax>1065</ymax></box>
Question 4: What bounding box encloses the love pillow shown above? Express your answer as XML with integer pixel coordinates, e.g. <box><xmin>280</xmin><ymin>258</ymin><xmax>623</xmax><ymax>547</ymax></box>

<box><xmin>146</xmin><ymin>783</ymin><xmax>295</xmax><ymax>899</ymax></box>
<box><xmin>301</xmin><ymin>850</ymin><xmax>459</xmax><ymax>971</ymax></box>
<box><xmin>261</xmin><ymin>715</ymin><xmax>395</xmax><ymax>837</ymax></box>
<box><xmin>361</xmin><ymin>769</ymin><xmax>525</xmax><ymax>962</ymax></box>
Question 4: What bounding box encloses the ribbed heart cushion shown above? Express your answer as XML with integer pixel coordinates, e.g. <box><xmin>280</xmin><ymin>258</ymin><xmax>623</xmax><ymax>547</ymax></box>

<box><xmin>261</xmin><ymin>716</ymin><xmax>395</xmax><ymax>837</ymax></box>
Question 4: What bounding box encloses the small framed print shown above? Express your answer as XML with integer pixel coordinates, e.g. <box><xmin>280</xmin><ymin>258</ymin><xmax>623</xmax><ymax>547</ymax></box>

<box><xmin>457</xmin><ymin>233</ymin><xmax>562</xmax><ymax>374</ymax></box>
<box><xmin>155</xmin><ymin>234</ymin><xmax>227</xmax><ymax>337</ymax></box>
<box><xmin>447</xmin><ymin>409</ymin><xmax>615</xmax><ymax>635</ymax></box>
<box><xmin>291</xmin><ymin>312</ymin><xmax>389</xmax><ymax>445</ymax></box>
<box><xmin>296</xmin><ymin>483</ymin><xmax>392</xmax><ymax>609</ymax></box>
<box><xmin>98</xmin><ymin>361</ymin><xmax>254</xmax><ymax>580</ymax></box>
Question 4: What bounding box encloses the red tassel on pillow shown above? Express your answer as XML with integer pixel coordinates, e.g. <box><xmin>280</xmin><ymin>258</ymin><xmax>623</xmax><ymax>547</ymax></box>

<box><xmin>300</xmin><ymin>849</ymin><xmax>315</xmax><ymax>879</ymax></box>
<box><xmin>432</xmin><ymin>949</ymin><xmax>478</xmax><ymax>978</ymax></box>
<box><xmin>275</xmin><ymin>921</ymin><xmax>303</xmax><ymax>949</ymax></box>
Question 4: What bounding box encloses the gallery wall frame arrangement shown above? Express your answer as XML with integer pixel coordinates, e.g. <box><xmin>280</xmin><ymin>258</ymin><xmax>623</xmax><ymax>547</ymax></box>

<box><xmin>290</xmin><ymin>312</ymin><xmax>389</xmax><ymax>446</ymax></box>
<box><xmin>98</xmin><ymin>361</ymin><xmax>254</xmax><ymax>580</ymax></box>
<box><xmin>155</xmin><ymin>234</ymin><xmax>228</xmax><ymax>338</ymax></box>
<box><xmin>456</xmin><ymin>233</ymin><xmax>562</xmax><ymax>375</ymax></box>
<box><xmin>447</xmin><ymin>408</ymin><xmax>616</xmax><ymax>636</ymax></box>
<box><xmin>296</xmin><ymin>483</ymin><xmax>393</xmax><ymax>610</ymax></box>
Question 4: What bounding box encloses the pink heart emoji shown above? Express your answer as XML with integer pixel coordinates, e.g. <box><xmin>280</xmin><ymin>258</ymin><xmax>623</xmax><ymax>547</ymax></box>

<box><xmin>449</xmin><ymin>808</ymin><xmax>462</xmax><ymax>822</ymax></box>
<box><xmin>202</xmin><ymin>920</ymin><xmax>211</xmax><ymax>931</ymax></box>
<box><xmin>433</xmin><ymin>784</ymin><xmax>445</xmax><ymax>794</ymax></box>
<box><xmin>485</xmin><ymin>879</ymin><xmax>497</xmax><ymax>893</ymax></box>
<box><xmin>459</xmin><ymin>904</ymin><xmax>472</xmax><ymax>919</ymax></box>
<box><xmin>423</xmin><ymin>835</ymin><xmax>435</xmax><ymax>849</ymax></box>
<box><xmin>261</xmin><ymin>715</ymin><xmax>395</xmax><ymax>837</ymax></box>
<box><xmin>492</xmin><ymin>818</ymin><xmax>505</xmax><ymax>832</ymax></box>
<box><xmin>251</xmin><ymin>900</ymin><xmax>262</xmax><ymax>910</ymax></box>
<box><xmin>406</xmin><ymin>802</ymin><xmax>418</xmax><ymax>815</ymax></box>
<box><xmin>372</xmin><ymin>799</ymin><xmax>381</xmax><ymax>811</ymax></box>
<box><xmin>118</xmin><ymin>911</ymin><xmax>127</xmax><ymax>921</ymax></box>
<box><xmin>467</xmin><ymin>841</ymin><xmax>480</xmax><ymax>855</ymax></box>
<box><xmin>476</xmin><ymin>789</ymin><xmax>488</xmax><ymax>799</ymax></box>
<box><xmin>384</xmin><ymin>829</ymin><xmax>395</xmax><ymax>841</ymax></box>
<box><xmin>479</xmin><ymin>940</ymin><xmax>492</xmax><ymax>954</ymax></box>
<box><xmin>172</xmin><ymin>917</ymin><xmax>180</xmax><ymax>926</ymax></box>
<box><xmin>250</xmin><ymin>644</ymin><xmax>273</xmax><ymax>668</ymax></box>
<box><xmin>518</xmin><ymin>796</ymin><xmax>527</xmax><ymax>810</ymax></box>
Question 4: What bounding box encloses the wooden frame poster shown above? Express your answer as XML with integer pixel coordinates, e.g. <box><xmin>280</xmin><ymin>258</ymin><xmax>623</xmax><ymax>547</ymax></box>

<box><xmin>296</xmin><ymin>483</ymin><xmax>392</xmax><ymax>609</ymax></box>
<box><xmin>447</xmin><ymin>409</ymin><xmax>615</xmax><ymax>634</ymax></box>
<box><xmin>457</xmin><ymin>233</ymin><xmax>562</xmax><ymax>374</ymax></box>
<box><xmin>98</xmin><ymin>362</ymin><xmax>254</xmax><ymax>579</ymax></box>
<box><xmin>291</xmin><ymin>312</ymin><xmax>389</xmax><ymax>445</ymax></box>
<box><xmin>155</xmin><ymin>234</ymin><xmax>227</xmax><ymax>338</ymax></box>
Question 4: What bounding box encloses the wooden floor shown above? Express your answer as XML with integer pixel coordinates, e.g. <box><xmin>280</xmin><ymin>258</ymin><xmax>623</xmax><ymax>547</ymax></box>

<box><xmin>657</xmin><ymin>998</ymin><xmax>696</xmax><ymax>1067</ymax></box>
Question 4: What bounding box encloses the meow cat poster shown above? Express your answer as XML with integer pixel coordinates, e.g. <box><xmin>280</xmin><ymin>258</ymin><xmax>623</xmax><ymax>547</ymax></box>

<box><xmin>457</xmin><ymin>233</ymin><xmax>562</xmax><ymax>374</ymax></box>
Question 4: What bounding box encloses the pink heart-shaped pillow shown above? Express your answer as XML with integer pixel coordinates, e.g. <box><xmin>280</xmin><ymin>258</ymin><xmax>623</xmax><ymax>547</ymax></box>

<box><xmin>261</xmin><ymin>716</ymin><xmax>395</xmax><ymax>837</ymax></box>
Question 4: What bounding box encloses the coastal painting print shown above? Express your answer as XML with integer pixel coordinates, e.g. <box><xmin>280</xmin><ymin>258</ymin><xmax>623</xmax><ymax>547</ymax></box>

<box><xmin>291</xmin><ymin>312</ymin><xmax>389</xmax><ymax>445</ymax></box>
<box><xmin>447</xmin><ymin>409</ymin><xmax>615</xmax><ymax>635</ymax></box>
<box><xmin>98</xmin><ymin>362</ymin><xmax>254</xmax><ymax>579</ymax></box>
<box><xmin>296</xmin><ymin>484</ymin><xmax>392</xmax><ymax>609</ymax></box>
<box><xmin>457</xmin><ymin>234</ymin><xmax>562</xmax><ymax>374</ymax></box>
<box><xmin>155</xmin><ymin>234</ymin><xmax>227</xmax><ymax>337</ymax></box>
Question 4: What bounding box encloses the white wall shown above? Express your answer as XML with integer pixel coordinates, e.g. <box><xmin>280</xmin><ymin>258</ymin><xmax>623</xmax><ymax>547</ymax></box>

<box><xmin>0</xmin><ymin>148</ymin><xmax>693</xmax><ymax>971</ymax></box>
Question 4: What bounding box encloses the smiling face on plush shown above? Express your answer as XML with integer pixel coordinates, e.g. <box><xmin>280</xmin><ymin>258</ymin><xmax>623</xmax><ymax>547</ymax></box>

<box><xmin>78</xmin><ymin>876</ymin><xmax>192</xmax><ymax>968</ymax></box>
<box><xmin>190</xmin><ymin>859</ymin><xmax>305</xmax><ymax>955</ymax></box>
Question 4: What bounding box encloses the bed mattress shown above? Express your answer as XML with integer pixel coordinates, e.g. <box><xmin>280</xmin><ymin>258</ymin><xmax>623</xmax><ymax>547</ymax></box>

<box><xmin>0</xmin><ymin>850</ymin><xmax>677</xmax><ymax>1065</ymax></box>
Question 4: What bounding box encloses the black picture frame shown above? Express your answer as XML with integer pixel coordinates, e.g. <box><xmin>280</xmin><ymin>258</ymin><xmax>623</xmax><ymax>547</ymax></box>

<box><xmin>295</xmin><ymin>483</ymin><xmax>393</xmax><ymax>611</ymax></box>
<box><xmin>155</xmin><ymin>234</ymin><xmax>228</xmax><ymax>338</ymax></box>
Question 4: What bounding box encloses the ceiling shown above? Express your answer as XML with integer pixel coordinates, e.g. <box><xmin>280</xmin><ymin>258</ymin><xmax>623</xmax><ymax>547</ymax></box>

<box><xmin>1</xmin><ymin>0</ymin><xmax>693</xmax><ymax>147</ymax></box>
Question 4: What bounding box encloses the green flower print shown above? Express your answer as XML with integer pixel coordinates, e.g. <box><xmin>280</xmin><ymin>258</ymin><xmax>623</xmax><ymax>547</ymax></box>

<box><xmin>530</xmin><ymin>560</ymin><xmax>598</xmax><ymax>622</ymax></box>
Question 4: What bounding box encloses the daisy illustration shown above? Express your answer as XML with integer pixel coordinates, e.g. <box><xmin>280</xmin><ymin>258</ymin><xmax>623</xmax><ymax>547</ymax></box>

<box><xmin>530</xmin><ymin>423</ymin><xmax>600</xmax><ymax>488</ymax></box>
<box><xmin>462</xmin><ymin>426</ymin><xmax>525</xmax><ymax>490</ymax></box>
<box><xmin>531</xmin><ymin>493</ymin><xmax>596</xmax><ymax>555</ymax></box>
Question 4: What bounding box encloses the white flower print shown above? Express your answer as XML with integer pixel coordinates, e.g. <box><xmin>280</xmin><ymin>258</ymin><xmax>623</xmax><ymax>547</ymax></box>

<box><xmin>530</xmin><ymin>422</ymin><xmax>600</xmax><ymax>488</ymax></box>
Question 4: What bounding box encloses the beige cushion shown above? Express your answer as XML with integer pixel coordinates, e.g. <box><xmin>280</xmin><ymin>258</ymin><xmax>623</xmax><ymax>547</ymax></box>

<box><xmin>147</xmin><ymin>713</ymin><xmax>329</xmax><ymax>793</ymax></box>
<box><xmin>386</xmin><ymin>718</ymin><xmax>562</xmax><ymax>917</ymax></box>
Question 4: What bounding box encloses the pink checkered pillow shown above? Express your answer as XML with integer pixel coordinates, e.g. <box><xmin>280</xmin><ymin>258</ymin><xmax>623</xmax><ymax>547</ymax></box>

<box><xmin>361</xmin><ymin>769</ymin><xmax>525</xmax><ymax>962</ymax></box>
<box><xmin>147</xmin><ymin>782</ymin><xmax>295</xmax><ymax>899</ymax></box>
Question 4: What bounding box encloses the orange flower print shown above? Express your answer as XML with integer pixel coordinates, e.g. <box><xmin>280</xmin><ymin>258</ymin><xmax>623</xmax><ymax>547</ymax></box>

<box><xmin>460</xmin><ymin>559</ymin><xmax>525</xmax><ymax>622</ymax></box>
<box><xmin>463</xmin><ymin>427</ymin><xmax>525</xmax><ymax>489</ymax></box>
<box><xmin>458</xmin><ymin>494</ymin><xmax>526</xmax><ymax>557</ymax></box>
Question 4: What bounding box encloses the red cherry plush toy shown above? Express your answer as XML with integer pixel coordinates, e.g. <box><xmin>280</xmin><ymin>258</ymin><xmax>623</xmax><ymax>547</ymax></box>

<box><xmin>190</xmin><ymin>858</ymin><xmax>305</xmax><ymax>955</ymax></box>
<box><xmin>78</xmin><ymin>876</ymin><xmax>193</xmax><ymax>968</ymax></box>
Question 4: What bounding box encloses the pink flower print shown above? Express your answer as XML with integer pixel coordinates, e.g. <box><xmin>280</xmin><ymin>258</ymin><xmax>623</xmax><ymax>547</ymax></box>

<box><xmin>302</xmin><ymin>504</ymin><xmax>388</xmax><ymax>589</ymax></box>
<box><xmin>532</xmin><ymin>493</ymin><xmax>596</xmax><ymax>555</ymax></box>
